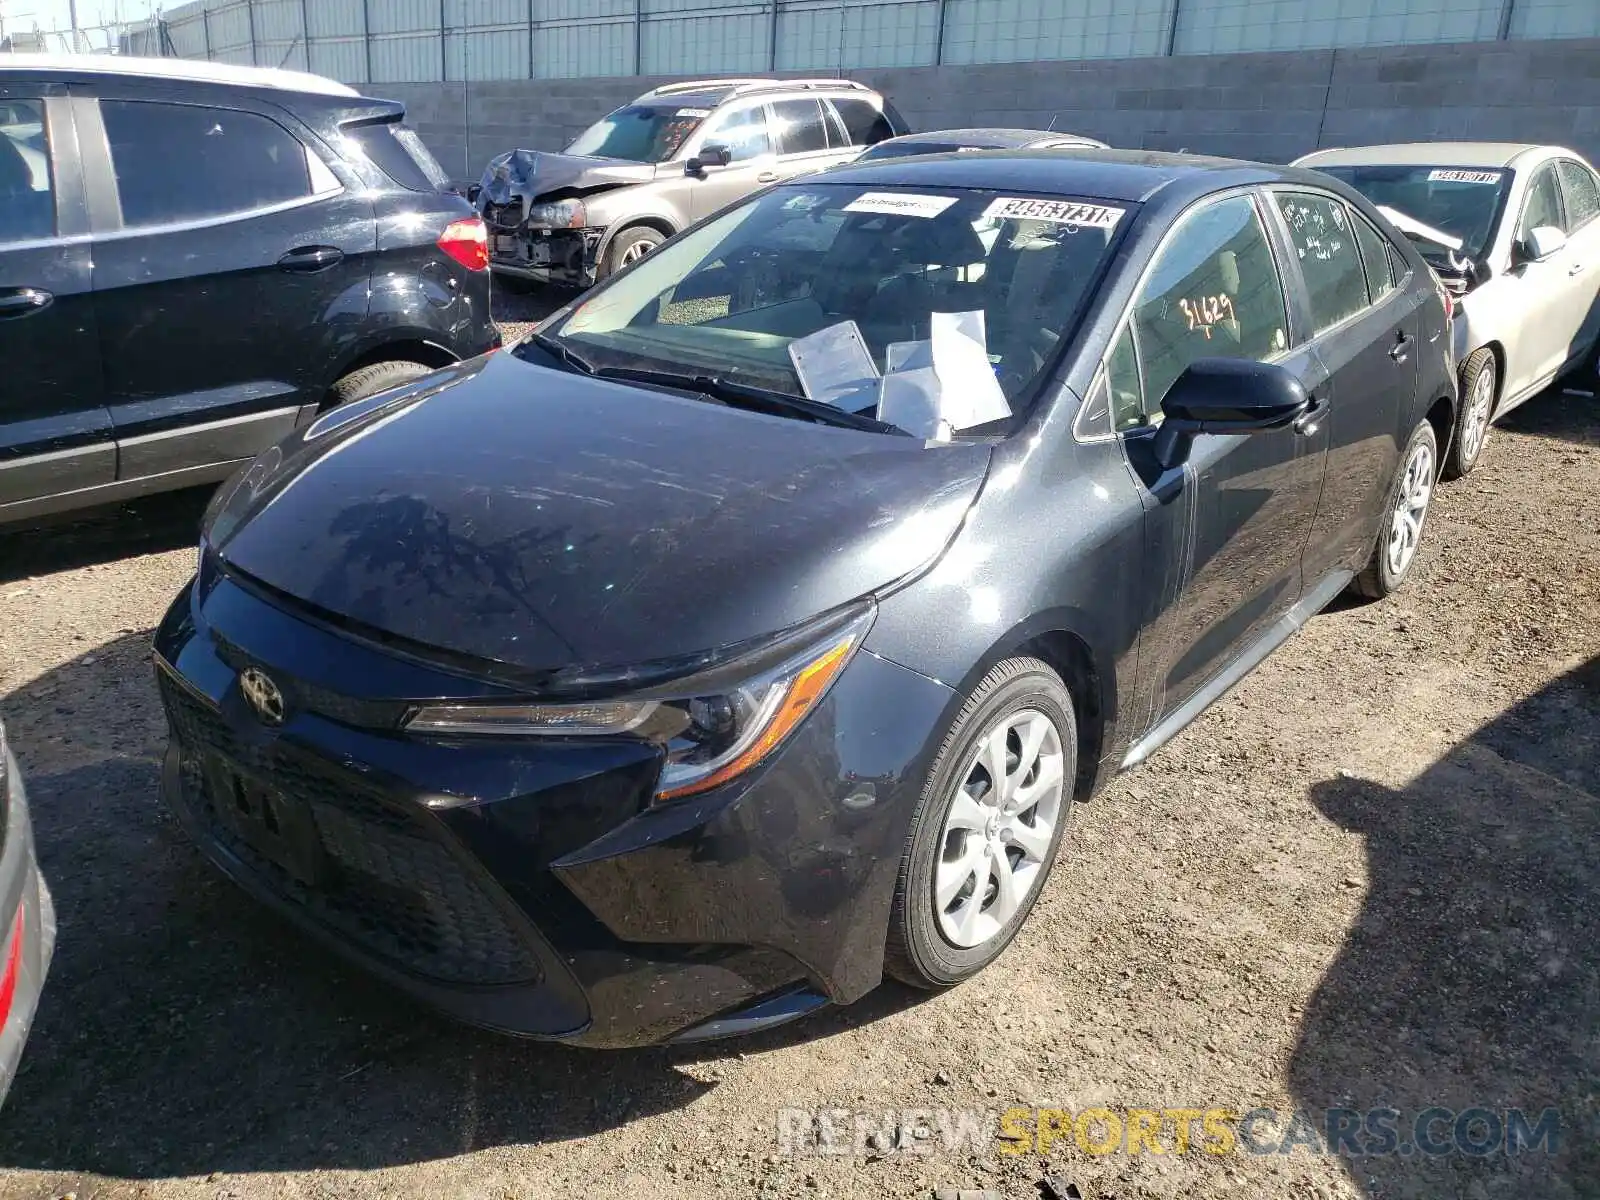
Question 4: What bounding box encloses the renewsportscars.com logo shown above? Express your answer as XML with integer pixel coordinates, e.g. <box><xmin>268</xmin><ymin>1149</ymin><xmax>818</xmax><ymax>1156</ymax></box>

<box><xmin>774</xmin><ymin>1105</ymin><xmax>1563</xmax><ymax>1159</ymax></box>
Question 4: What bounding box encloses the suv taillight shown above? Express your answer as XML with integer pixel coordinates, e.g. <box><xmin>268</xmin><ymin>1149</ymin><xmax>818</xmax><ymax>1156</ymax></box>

<box><xmin>438</xmin><ymin>217</ymin><xmax>489</xmax><ymax>272</ymax></box>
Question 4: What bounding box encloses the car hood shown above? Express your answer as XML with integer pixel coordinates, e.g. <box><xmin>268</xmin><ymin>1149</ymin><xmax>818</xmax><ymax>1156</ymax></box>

<box><xmin>477</xmin><ymin>149</ymin><xmax>655</xmax><ymax>217</ymax></box>
<box><xmin>212</xmin><ymin>352</ymin><xmax>991</xmax><ymax>683</ymax></box>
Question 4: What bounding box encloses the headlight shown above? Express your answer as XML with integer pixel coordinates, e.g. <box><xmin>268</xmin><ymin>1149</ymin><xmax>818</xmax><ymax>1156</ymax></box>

<box><xmin>526</xmin><ymin>198</ymin><xmax>586</xmax><ymax>229</ymax></box>
<box><xmin>405</xmin><ymin>606</ymin><xmax>874</xmax><ymax>802</ymax></box>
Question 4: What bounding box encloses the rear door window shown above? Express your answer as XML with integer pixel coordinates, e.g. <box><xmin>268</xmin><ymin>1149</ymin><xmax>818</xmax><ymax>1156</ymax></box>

<box><xmin>1352</xmin><ymin>211</ymin><xmax>1395</xmax><ymax>301</ymax></box>
<box><xmin>0</xmin><ymin>97</ymin><xmax>53</xmax><ymax>244</ymax></box>
<box><xmin>345</xmin><ymin>119</ymin><xmax>448</xmax><ymax>191</ymax></box>
<box><xmin>1273</xmin><ymin>191</ymin><xmax>1370</xmax><ymax>334</ymax></box>
<box><xmin>1557</xmin><ymin>159</ymin><xmax>1600</xmax><ymax>231</ymax></box>
<box><xmin>770</xmin><ymin>98</ymin><xmax>829</xmax><ymax>156</ymax></box>
<box><xmin>101</xmin><ymin>100</ymin><xmax>313</xmax><ymax>227</ymax></box>
<box><xmin>830</xmin><ymin>97</ymin><xmax>895</xmax><ymax>148</ymax></box>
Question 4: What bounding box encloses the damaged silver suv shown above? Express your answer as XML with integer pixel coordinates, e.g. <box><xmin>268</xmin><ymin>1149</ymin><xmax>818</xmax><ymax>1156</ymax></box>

<box><xmin>477</xmin><ymin>78</ymin><xmax>907</xmax><ymax>289</ymax></box>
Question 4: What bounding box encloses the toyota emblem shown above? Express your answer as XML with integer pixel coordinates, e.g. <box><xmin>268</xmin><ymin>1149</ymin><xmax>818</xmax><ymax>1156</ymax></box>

<box><xmin>239</xmin><ymin>667</ymin><xmax>287</xmax><ymax>727</ymax></box>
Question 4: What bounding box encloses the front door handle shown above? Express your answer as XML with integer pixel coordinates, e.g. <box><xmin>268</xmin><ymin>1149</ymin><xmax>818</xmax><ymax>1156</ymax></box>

<box><xmin>1569</xmin><ymin>262</ymin><xmax>1586</xmax><ymax>276</ymax></box>
<box><xmin>277</xmin><ymin>245</ymin><xmax>345</xmax><ymax>272</ymax></box>
<box><xmin>1389</xmin><ymin>331</ymin><xmax>1413</xmax><ymax>362</ymax></box>
<box><xmin>0</xmin><ymin>287</ymin><xmax>52</xmax><ymax>319</ymax></box>
<box><xmin>756</xmin><ymin>171</ymin><xmax>780</xmax><ymax>184</ymax></box>
<box><xmin>1293</xmin><ymin>395</ymin><xmax>1327</xmax><ymax>436</ymax></box>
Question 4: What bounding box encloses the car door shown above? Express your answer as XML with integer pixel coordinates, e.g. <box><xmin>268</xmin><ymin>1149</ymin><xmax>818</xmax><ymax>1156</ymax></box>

<box><xmin>74</xmin><ymin>86</ymin><xmax>376</xmax><ymax>483</ymax></box>
<box><xmin>0</xmin><ymin>85</ymin><xmax>113</xmax><ymax>519</ymax></box>
<box><xmin>1111</xmin><ymin>190</ymin><xmax>1331</xmax><ymax>718</ymax></box>
<box><xmin>686</xmin><ymin>100</ymin><xmax>778</xmax><ymax>222</ymax></box>
<box><xmin>1555</xmin><ymin>157</ymin><xmax>1600</xmax><ymax>366</ymax></box>
<box><xmin>1267</xmin><ymin>189</ymin><xmax>1421</xmax><ymax>585</ymax></box>
<box><xmin>769</xmin><ymin>98</ymin><xmax>851</xmax><ymax>183</ymax></box>
<box><xmin>1499</xmin><ymin>160</ymin><xmax>1580</xmax><ymax>398</ymax></box>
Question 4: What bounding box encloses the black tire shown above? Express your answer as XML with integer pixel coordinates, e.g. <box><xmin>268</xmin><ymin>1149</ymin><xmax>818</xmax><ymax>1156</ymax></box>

<box><xmin>885</xmin><ymin>657</ymin><xmax>1077</xmax><ymax>990</ymax></box>
<box><xmin>324</xmin><ymin>360</ymin><xmax>433</xmax><ymax>411</ymax></box>
<box><xmin>1443</xmin><ymin>347</ymin><xmax>1496</xmax><ymax>480</ymax></box>
<box><xmin>600</xmin><ymin>226</ymin><xmax>664</xmax><ymax>279</ymax></box>
<box><xmin>1351</xmin><ymin>418</ymin><xmax>1439</xmax><ymax>601</ymax></box>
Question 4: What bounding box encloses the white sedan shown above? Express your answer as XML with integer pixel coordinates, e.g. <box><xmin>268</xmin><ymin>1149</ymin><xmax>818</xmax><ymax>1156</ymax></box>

<box><xmin>1296</xmin><ymin>142</ymin><xmax>1600</xmax><ymax>477</ymax></box>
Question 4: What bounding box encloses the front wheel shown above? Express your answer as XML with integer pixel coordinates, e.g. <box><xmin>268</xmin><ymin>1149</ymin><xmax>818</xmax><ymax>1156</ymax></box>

<box><xmin>1351</xmin><ymin>419</ymin><xmax>1438</xmax><ymax>600</ymax></box>
<box><xmin>885</xmin><ymin>657</ymin><xmax>1076</xmax><ymax>989</ymax></box>
<box><xmin>599</xmin><ymin>226</ymin><xmax>664</xmax><ymax>280</ymax></box>
<box><xmin>1444</xmin><ymin>348</ymin><xmax>1495</xmax><ymax>479</ymax></box>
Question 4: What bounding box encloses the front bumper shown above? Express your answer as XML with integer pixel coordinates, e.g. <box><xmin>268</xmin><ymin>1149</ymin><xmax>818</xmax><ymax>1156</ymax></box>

<box><xmin>153</xmin><ymin>567</ymin><xmax>953</xmax><ymax>1047</ymax></box>
<box><xmin>488</xmin><ymin>226</ymin><xmax>600</xmax><ymax>288</ymax></box>
<box><xmin>0</xmin><ymin>748</ymin><xmax>56</xmax><ymax>1107</ymax></box>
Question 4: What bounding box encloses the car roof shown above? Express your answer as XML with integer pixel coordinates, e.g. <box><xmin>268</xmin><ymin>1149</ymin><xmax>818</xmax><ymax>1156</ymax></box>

<box><xmin>0</xmin><ymin>53</ymin><xmax>361</xmax><ymax>98</ymax></box>
<box><xmin>1297</xmin><ymin>142</ymin><xmax>1544</xmax><ymax>170</ymax></box>
<box><xmin>882</xmin><ymin>128</ymin><xmax>1086</xmax><ymax>148</ymax></box>
<box><xmin>820</xmin><ymin>147</ymin><xmax>1289</xmax><ymax>204</ymax></box>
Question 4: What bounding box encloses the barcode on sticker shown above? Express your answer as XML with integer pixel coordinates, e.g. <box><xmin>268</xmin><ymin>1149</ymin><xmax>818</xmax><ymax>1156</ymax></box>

<box><xmin>1428</xmin><ymin>169</ymin><xmax>1502</xmax><ymax>185</ymax></box>
<box><xmin>843</xmin><ymin>192</ymin><xmax>959</xmax><ymax>218</ymax></box>
<box><xmin>983</xmin><ymin>197</ymin><xmax>1125</xmax><ymax>228</ymax></box>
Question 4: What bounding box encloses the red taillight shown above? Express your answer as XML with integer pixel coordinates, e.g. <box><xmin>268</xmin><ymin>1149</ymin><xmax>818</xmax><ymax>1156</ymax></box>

<box><xmin>0</xmin><ymin>905</ymin><xmax>23</xmax><ymax>1028</ymax></box>
<box><xmin>438</xmin><ymin>217</ymin><xmax>489</xmax><ymax>273</ymax></box>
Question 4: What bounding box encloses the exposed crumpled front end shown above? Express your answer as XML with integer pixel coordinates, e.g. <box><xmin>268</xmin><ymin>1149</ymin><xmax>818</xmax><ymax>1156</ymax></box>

<box><xmin>477</xmin><ymin>148</ymin><xmax>651</xmax><ymax>286</ymax></box>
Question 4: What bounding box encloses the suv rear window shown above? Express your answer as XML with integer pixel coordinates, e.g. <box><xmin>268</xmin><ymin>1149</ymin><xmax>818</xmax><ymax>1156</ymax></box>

<box><xmin>830</xmin><ymin>97</ymin><xmax>896</xmax><ymax>147</ymax></box>
<box><xmin>346</xmin><ymin>120</ymin><xmax>450</xmax><ymax>192</ymax></box>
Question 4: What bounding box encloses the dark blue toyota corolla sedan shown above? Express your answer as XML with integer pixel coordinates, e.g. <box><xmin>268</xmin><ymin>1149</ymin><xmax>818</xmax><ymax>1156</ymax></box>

<box><xmin>154</xmin><ymin>150</ymin><xmax>1455</xmax><ymax>1047</ymax></box>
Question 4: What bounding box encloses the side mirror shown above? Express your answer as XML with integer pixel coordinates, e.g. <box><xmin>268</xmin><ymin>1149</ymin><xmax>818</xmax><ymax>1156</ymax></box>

<box><xmin>1519</xmin><ymin>224</ymin><xmax>1567</xmax><ymax>263</ymax></box>
<box><xmin>1151</xmin><ymin>358</ymin><xmax>1310</xmax><ymax>470</ymax></box>
<box><xmin>687</xmin><ymin>144</ymin><xmax>732</xmax><ymax>174</ymax></box>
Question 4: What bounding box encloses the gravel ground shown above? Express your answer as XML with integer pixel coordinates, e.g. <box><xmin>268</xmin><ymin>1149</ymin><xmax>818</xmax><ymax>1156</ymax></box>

<box><xmin>0</xmin><ymin>320</ymin><xmax>1595</xmax><ymax>1200</ymax></box>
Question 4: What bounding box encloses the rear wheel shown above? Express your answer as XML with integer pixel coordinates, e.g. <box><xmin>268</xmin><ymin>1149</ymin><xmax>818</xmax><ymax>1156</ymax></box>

<box><xmin>324</xmin><ymin>360</ymin><xmax>433</xmax><ymax>411</ymax></box>
<box><xmin>1444</xmin><ymin>347</ymin><xmax>1495</xmax><ymax>479</ymax></box>
<box><xmin>885</xmin><ymin>657</ymin><xmax>1076</xmax><ymax>989</ymax></box>
<box><xmin>600</xmin><ymin>226</ymin><xmax>664</xmax><ymax>280</ymax></box>
<box><xmin>1352</xmin><ymin>419</ymin><xmax>1438</xmax><ymax>600</ymax></box>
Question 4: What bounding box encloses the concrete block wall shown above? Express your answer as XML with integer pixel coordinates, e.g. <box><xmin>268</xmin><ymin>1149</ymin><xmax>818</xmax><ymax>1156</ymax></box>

<box><xmin>375</xmin><ymin>37</ymin><xmax>1600</xmax><ymax>184</ymax></box>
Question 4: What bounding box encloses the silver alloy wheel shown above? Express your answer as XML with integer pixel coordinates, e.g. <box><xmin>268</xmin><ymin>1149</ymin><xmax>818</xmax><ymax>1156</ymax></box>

<box><xmin>1386</xmin><ymin>437</ymin><xmax>1435</xmax><ymax>579</ymax></box>
<box><xmin>1461</xmin><ymin>361</ymin><xmax>1495</xmax><ymax>464</ymax></box>
<box><xmin>619</xmin><ymin>238</ymin><xmax>655</xmax><ymax>266</ymax></box>
<box><xmin>935</xmin><ymin>708</ymin><xmax>1066</xmax><ymax>949</ymax></box>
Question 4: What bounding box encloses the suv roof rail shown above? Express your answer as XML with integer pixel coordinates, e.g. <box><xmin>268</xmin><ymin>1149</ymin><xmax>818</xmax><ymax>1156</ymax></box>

<box><xmin>639</xmin><ymin>78</ymin><xmax>777</xmax><ymax>98</ymax></box>
<box><xmin>0</xmin><ymin>52</ymin><xmax>360</xmax><ymax>97</ymax></box>
<box><xmin>637</xmin><ymin>77</ymin><xmax>871</xmax><ymax>102</ymax></box>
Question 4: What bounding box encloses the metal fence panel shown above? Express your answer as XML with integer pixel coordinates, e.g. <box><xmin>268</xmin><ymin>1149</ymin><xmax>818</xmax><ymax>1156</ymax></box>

<box><xmin>371</xmin><ymin>32</ymin><xmax>443</xmax><ymax>79</ymax></box>
<box><xmin>534</xmin><ymin>17</ymin><xmax>633</xmax><ymax>76</ymax></box>
<box><xmin>370</xmin><ymin>0</ymin><xmax>443</xmax><ymax>36</ymax></box>
<box><xmin>943</xmin><ymin>0</ymin><xmax>1169</xmax><ymax>63</ymax></box>
<box><xmin>446</xmin><ymin>28</ymin><xmax>531</xmax><ymax>78</ymax></box>
<box><xmin>1174</xmin><ymin>0</ymin><xmax>1500</xmax><ymax>54</ymax></box>
<box><xmin>309</xmin><ymin>36</ymin><xmax>371</xmax><ymax>81</ymax></box>
<box><xmin>306</xmin><ymin>0</ymin><xmax>367</xmax><ymax>38</ymax></box>
<box><xmin>640</xmin><ymin>10</ymin><xmax>768</xmax><ymax>74</ymax></box>
<box><xmin>167</xmin><ymin>12</ymin><xmax>210</xmax><ymax>56</ymax></box>
<box><xmin>1510</xmin><ymin>0</ymin><xmax>1600</xmax><ymax>39</ymax></box>
<box><xmin>207</xmin><ymin>0</ymin><xmax>254</xmax><ymax>56</ymax></box>
<box><xmin>254</xmin><ymin>0</ymin><xmax>303</xmax><ymax>43</ymax></box>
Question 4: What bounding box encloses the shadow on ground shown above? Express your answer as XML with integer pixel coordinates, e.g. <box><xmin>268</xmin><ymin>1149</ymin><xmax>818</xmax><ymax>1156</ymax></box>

<box><xmin>0</xmin><ymin>632</ymin><xmax>924</xmax><ymax>1179</ymax></box>
<box><xmin>1289</xmin><ymin>653</ymin><xmax>1599</xmax><ymax>1198</ymax></box>
<box><xmin>0</xmin><ymin>488</ymin><xmax>212</xmax><ymax>586</ymax></box>
<box><xmin>1496</xmin><ymin>384</ymin><xmax>1600</xmax><ymax>448</ymax></box>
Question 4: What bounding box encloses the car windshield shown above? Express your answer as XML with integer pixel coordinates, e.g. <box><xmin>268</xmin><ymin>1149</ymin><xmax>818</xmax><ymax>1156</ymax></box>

<box><xmin>564</xmin><ymin>104</ymin><xmax>708</xmax><ymax>163</ymax></box>
<box><xmin>539</xmin><ymin>182</ymin><xmax>1128</xmax><ymax>427</ymax></box>
<box><xmin>1317</xmin><ymin>164</ymin><xmax>1510</xmax><ymax>264</ymax></box>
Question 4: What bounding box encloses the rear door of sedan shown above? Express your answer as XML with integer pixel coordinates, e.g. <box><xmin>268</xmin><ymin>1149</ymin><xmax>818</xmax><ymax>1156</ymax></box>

<box><xmin>1555</xmin><ymin>156</ymin><xmax>1600</xmax><ymax>367</ymax></box>
<box><xmin>1263</xmin><ymin>187</ymin><xmax>1423</xmax><ymax>584</ymax></box>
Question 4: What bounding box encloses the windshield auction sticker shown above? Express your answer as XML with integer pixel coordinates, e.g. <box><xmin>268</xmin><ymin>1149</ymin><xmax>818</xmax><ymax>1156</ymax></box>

<box><xmin>983</xmin><ymin>197</ymin><xmax>1125</xmax><ymax>228</ymax></box>
<box><xmin>843</xmin><ymin>192</ymin><xmax>960</xmax><ymax>218</ymax></box>
<box><xmin>1427</xmin><ymin>169</ymin><xmax>1503</xmax><ymax>184</ymax></box>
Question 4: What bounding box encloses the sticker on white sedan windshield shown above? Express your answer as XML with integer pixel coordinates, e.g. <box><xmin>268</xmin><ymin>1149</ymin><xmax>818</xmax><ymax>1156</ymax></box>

<box><xmin>1427</xmin><ymin>169</ymin><xmax>1503</xmax><ymax>184</ymax></box>
<box><xmin>982</xmin><ymin>197</ymin><xmax>1126</xmax><ymax>228</ymax></box>
<box><xmin>843</xmin><ymin>192</ymin><xmax>960</xmax><ymax>218</ymax></box>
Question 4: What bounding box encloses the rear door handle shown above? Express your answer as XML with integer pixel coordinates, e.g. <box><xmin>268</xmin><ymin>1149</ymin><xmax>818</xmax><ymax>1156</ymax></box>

<box><xmin>756</xmin><ymin>171</ymin><xmax>780</xmax><ymax>184</ymax></box>
<box><xmin>277</xmin><ymin>245</ymin><xmax>345</xmax><ymax>272</ymax></box>
<box><xmin>1569</xmin><ymin>262</ymin><xmax>1586</xmax><ymax>276</ymax></box>
<box><xmin>0</xmin><ymin>287</ymin><xmax>52</xmax><ymax>319</ymax></box>
<box><xmin>1389</xmin><ymin>331</ymin><xmax>1413</xmax><ymax>362</ymax></box>
<box><xmin>1293</xmin><ymin>395</ymin><xmax>1327</xmax><ymax>436</ymax></box>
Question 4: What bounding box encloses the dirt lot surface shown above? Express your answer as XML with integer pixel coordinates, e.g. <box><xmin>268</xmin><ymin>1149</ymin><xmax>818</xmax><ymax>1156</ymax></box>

<box><xmin>0</xmin><ymin>314</ymin><xmax>1595</xmax><ymax>1200</ymax></box>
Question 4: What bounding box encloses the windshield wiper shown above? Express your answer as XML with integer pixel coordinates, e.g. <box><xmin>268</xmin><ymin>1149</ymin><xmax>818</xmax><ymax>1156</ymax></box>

<box><xmin>589</xmin><ymin>365</ymin><xmax>907</xmax><ymax>436</ymax></box>
<box><xmin>526</xmin><ymin>331</ymin><xmax>598</xmax><ymax>375</ymax></box>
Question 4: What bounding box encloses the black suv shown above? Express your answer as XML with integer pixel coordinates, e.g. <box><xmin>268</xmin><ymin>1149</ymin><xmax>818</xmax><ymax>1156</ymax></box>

<box><xmin>0</xmin><ymin>55</ymin><xmax>498</xmax><ymax>527</ymax></box>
